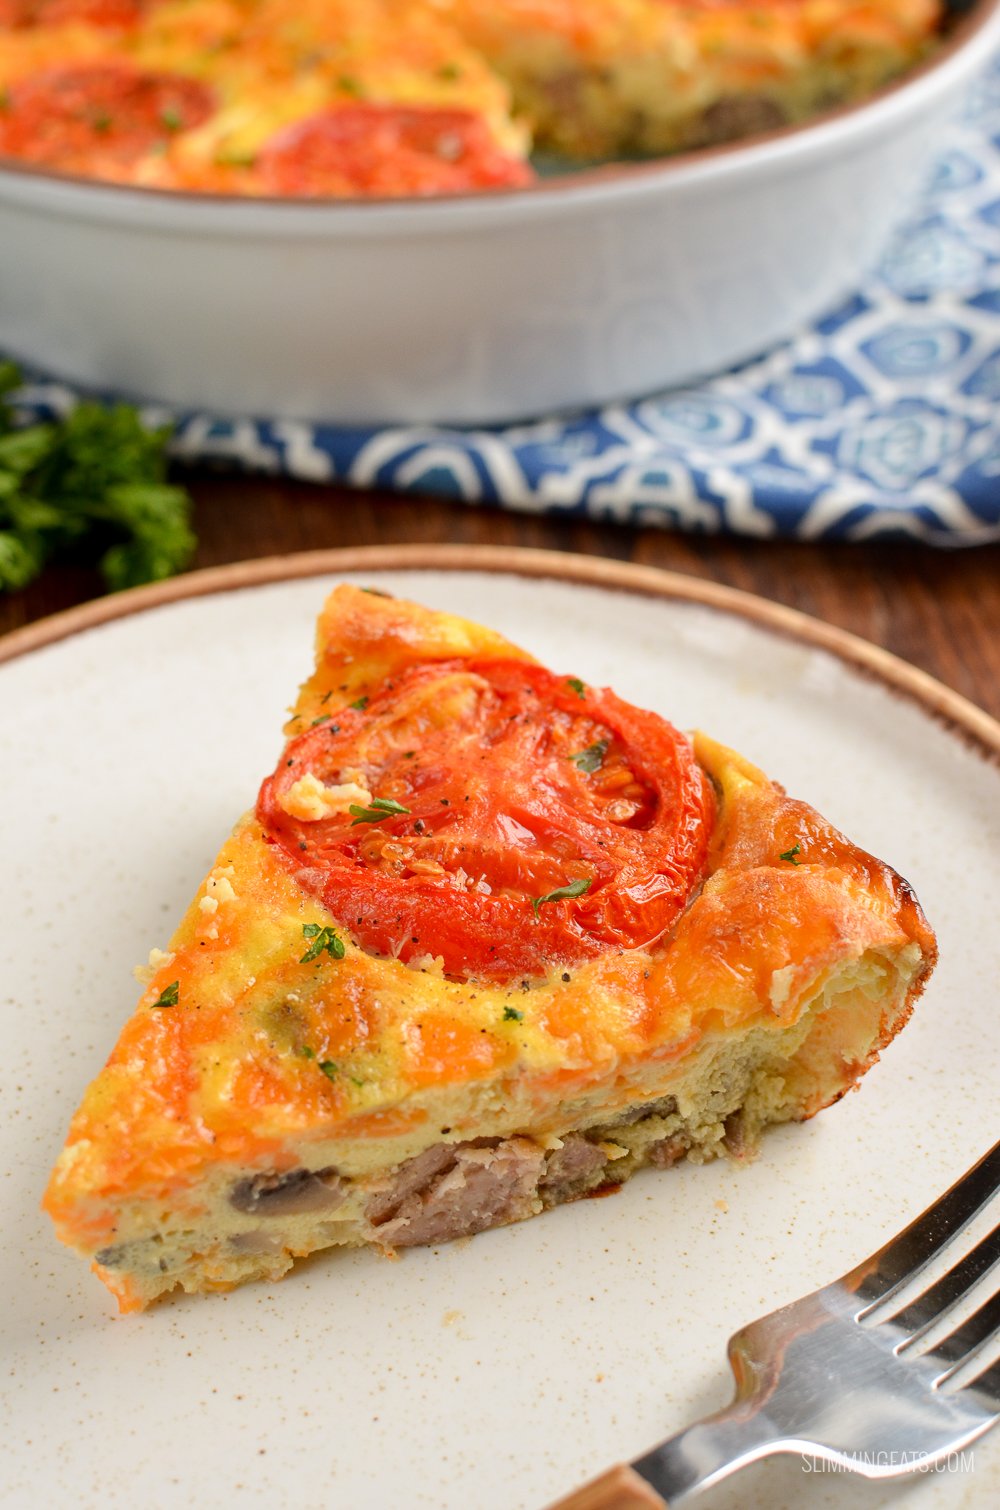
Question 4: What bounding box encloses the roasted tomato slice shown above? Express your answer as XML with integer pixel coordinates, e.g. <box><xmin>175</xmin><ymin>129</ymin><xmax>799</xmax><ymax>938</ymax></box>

<box><xmin>0</xmin><ymin>64</ymin><xmax>213</xmax><ymax>171</ymax></box>
<box><xmin>256</xmin><ymin>103</ymin><xmax>533</xmax><ymax>198</ymax></box>
<box><xmin>0</xmin><ymin>0</ymin><xmax>143</xmax><ymax>25</ymax></box>
<box><xmin>258</xmin><ymin>659</ymin><xmax>715</xmax><ymax>981</ymax></box>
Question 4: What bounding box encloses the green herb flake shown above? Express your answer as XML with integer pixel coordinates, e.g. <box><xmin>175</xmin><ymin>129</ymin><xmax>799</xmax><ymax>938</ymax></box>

<box><xmin>214</xmin><ymin>146</ymin><xmax>257</xmax><ymax>167</ymax></box>
<box><xmin>349</xmin><ymin>796</ymin><xmax>412</xmax><ymax>826</ymax></box>
<box><xmin>532</xmin><ymin>877</ymin><xmax>592</xmax><ymax>916</ymax></box>
<box><xmin>779</xmin><ymin>843</ymin><xmax>802</xmax><ymax>866</ymax></box>
<box><xmin>502</xmin><ymin>1006</ymin><xmax>524</xmax><ymax>1022</ymax></box>
<box><xmin>349</xmin><ymin>696</ymin><xmax>369</xmax><ymax>712</ymax></box>
<box><xmin>310</xmin><ymin>715</ymin><xmax>330</xmax><ymax>726</ymax></box>
<box><xmin>91</xmin><ymin>109</ymin><xmax>113</xmax><ymax>134</ymax></box>
<box><xmin>160</xmin><ymin>106</ymin><xmax>184</xmax><ymax>132</ymax></box>
<box><xmin>438</xmin><ymin>62</ymin><xmax>462</xmax><ymax>81</ymax></box>
<box><xmin>152</xmin><ymin>980</ymin><xmax>179</xmax><ymax>1009</ymax></box>
<box><xmin>299</xmin><ymin>1044</ymin><xmax>316</xmax><ymax>1059</ymax></box>
<box><xmin>566</xmin><ymin>677</ymin><xmax>586</xmax><ymax>699</ymax></box>
<box><xmin>319</xmin><ymin>1060</ymin><xmax>338</xmax><ymax>1080</ymax></box>
<box><xmin>569</xmin><ymin>739</ymin><xmax>608</xmax><ymax>773</ymax></box>
<box><xmin>300</xmin><ymin>922</ymin><xmax>346</xmax><ymax>962</ymax></box>
<box><xmin>337</xmin><ymin>74</ymin><xmax>362</xmax><ymax>96</ymax></box>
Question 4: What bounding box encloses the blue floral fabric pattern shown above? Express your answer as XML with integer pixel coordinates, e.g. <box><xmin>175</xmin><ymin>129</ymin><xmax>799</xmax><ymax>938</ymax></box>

<box><xmin>14</xmin><ymin>56</ymin><xmax>1000</xmax><ymax>545</ymax></box>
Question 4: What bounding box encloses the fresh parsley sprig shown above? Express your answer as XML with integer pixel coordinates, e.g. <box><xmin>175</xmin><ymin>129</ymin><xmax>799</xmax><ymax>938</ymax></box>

<box><xmin>0</xmin><ymin>361</ymin><xmax>195</xmax><ymax>595</ymax></box>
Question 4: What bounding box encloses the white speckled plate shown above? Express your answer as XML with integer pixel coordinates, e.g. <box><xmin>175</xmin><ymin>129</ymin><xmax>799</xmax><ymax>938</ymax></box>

<box><xmin>1</xmin><ymin>547</ymin><xmax>998</xmax><ymax>1510</ymax></box>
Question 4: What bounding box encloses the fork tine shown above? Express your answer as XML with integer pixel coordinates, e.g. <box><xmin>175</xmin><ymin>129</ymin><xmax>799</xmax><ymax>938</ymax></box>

<box><xmin>852</xmin><ymin>1140</ymin><xmax>1000</xmax><ymax>1316</ymax></box>
<box><xmin>923</xmin><ymin>1287</ymin><xmax>1000</xmax><ymax>1381</ymax></box>
<box><xmin>890</xmin><ymin>1222</ymin><xmax>1000</xmax><ymax>1343</ymax></box>
<box><xmin>964</xmin><ymin>1356</ymin><xmax>1000</xmax><ymax>1408</ymax></box>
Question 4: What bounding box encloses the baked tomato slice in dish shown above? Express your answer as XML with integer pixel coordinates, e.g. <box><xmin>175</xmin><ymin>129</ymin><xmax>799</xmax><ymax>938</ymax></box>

<box><xmin>258</xmin><ymin>658</ymin><xmax>715</xmax><ymax>980</ymax></box>
<box><xmin>256</xmin><ymin>103</ymin><xmax>533</xmax><ymax>198</ymax></box>
<box><xmin>0</xmin><ymin>63</ymin><xmax>213</xmax><ymax>172</ymax></box>
<box><xmin>0</xmin><ymin>0</ymin><xmax>142</xmax><ymax>25</ymax></box>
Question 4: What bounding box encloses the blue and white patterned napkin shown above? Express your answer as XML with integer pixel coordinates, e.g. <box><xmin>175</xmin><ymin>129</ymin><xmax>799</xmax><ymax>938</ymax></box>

<box><xmin>15</xmin><ymin>56</ymin><xmax>1000</xmax><ymax>545</ymax></box>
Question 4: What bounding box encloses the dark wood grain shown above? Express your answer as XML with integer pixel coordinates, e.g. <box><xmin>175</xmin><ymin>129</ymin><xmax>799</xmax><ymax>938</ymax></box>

<box><xmin>2</xmin><ymin>473</ymin><xmax>999</xmax><ymax>722</ymax></box>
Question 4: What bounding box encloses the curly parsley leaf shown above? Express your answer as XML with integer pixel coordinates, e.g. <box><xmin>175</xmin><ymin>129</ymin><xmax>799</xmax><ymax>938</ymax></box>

<box><xmin>151</xmin><ymin>981</ymin><xmax>180</xmax><ymax>1009</ymax></box>
<box><xmin>0</xmin><ymin>363</ymin><xmax>195</xmax><ymax>595</ymax></box>
<box><xmin>532</xmin><ymin>877</ymin><xmax>592</xmax><ymax>916</ymax></box>
<box><xmin>502</xmin><ymin>1006</ymin><xmax>524</xmax><ymax>1022</ymax></box>
<box><xmin>300</xmin><ymin>923</ymin><xmax>346</xmax><ymax>963</ymax></box>
<box><xmin>569</xmin><ymin>740</ymin><xmax>608</xmax><ymax>773</ymax></box>
<box><xmin>778</xmin><ymin>844</ymin><xmax>802</xmax><ymax>866</ymax></box>
<box><xmin>319</xmin><ymin>1060</ymin><xmax>339</xmax><ymax>1080</ymax></box>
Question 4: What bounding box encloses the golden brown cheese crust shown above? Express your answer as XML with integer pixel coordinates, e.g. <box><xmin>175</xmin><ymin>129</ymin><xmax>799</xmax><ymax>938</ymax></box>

<box><xmin>43</xmin><ymin>586</ymin><xmax>936</xmax><ymax>1310</ymax></box>
<box><xmin>0</xmin><ymin>0</ymin><xmax>941</xmax><ymax>192</ymax></box>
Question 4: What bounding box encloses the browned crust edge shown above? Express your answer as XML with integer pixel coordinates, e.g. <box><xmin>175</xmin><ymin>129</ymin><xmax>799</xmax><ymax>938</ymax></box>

<box><xmin>2</xmin><ymin>545</ymin><xmax>999</xmax><ymax>769</ymax></box>
<box><xmin>0</xmin><ymin>0</ymin><xmax>995</xmax><ymax>208</ymax></box>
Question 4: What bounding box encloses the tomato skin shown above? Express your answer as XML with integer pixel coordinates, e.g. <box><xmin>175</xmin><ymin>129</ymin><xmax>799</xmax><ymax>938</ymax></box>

<box><xmin>0</xmin><ymin>64</ymin><xmax>214</xmax><ymax>172</ymax></box>
<box><xmin>258</xmin><ymin>659</ymin><xmax>715</xmax><ymax>982</ymax></box>
<box><xmin>0</xmin><ymin>0</ymin><xmax>142</xmax><ymax>25</ymax></box>
<box><xmin>257</xmin><ymin>103</ymin><xmax>533</xmax><ymax>198</ymax></box>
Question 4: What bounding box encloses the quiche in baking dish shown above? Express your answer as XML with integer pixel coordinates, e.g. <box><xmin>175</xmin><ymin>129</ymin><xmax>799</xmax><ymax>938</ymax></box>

<box><xmin>0</xmin><ymin>0</ymin><xmax>942</xmax><ymax>194</ymax></box>
<box><xmin>44</xmin><ymin>585</ymin><xmax>936</xmax><ymax>1312</ymax></box>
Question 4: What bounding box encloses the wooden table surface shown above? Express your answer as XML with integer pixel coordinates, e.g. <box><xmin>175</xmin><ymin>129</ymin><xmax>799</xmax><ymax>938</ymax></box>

<box><xmin>2</xmin><ymin>472</ymin><xmax>999</xmax><ymax>723</ymax></box>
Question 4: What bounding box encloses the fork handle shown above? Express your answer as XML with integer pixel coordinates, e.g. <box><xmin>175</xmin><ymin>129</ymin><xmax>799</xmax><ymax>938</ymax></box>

<box><xmin>545</xmin><ymin>1464</ymin><xmax>668</xmax><ymax>1508</ymax></box>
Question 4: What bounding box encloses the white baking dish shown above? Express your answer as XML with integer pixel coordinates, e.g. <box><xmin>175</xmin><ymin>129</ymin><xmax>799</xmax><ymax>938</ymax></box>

<box><xmin>1</xmin><ymin>6</ymin><xmax>998</xmax><ymax>426</ymax></box>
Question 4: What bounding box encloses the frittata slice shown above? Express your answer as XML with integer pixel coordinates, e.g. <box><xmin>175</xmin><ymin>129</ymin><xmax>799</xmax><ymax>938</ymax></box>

<box><xmin>44</xmin><ymin>586</ymin><xmax>936</xmax><ymax>1311</ymax></box>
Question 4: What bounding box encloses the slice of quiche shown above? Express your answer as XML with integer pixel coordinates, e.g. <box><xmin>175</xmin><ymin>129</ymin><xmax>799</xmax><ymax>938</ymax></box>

<box><xmin>44</xmin><ymin>585</ymin><xmax>936</xmax><ymax>1312</ymax></box>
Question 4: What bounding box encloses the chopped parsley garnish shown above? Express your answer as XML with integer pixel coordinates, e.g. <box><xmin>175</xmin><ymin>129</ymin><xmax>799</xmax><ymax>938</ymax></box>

<box><xmin>337</xmin><ymin>75</ymin><xmax>362</xmax><ymax>96</ymax></box>
<box><xmin>349</xmin><ymin>696</ymin><xmax>369</xmax><ymax>712</ymax></box>
<box><xmin>532</xmin><ymin>877</ymin><xmax>592</xmax><ymax>915</ymax></box>
<box><xmin>438</xmin><ymin>62</ymin><xmax>462</xmax><ymax>81</ymax></box>
<box><xmin>349</xmin><ymin>797</ymin><xmax>411</xmax><ymax>826</ymax></box>
<box><xmin>300</xmin><ymin>923</ymin><xmax>346</xmax><ymax>962</ymax></box>
<box><xmin>779</xmin><ymin>844</ymin><xmax>802</xmax><ymax>865</ymax></box>
<box><xmin>151</xmin><ymin>981</ymin><xmax>179</xmax><ymax>1009</ymax></box>
<box><xmin>569</xmin><ymin>740</ymin><xmax>608</xmax><ymax>773</ymax></box>
<box><xmin>310</xmin><ymin>716</ymin><xmax>329</xmax><ymax>726</ymax></box>
<box><xmin>566</xmin><ymin>677</ymin><xmax>586</xmax><ymax>699</ymax></box>
<box><xmin>502</xmin><ymin>1006</ymin><xmax>524</xmax><ymax>1022</ymax></box>
<box><xmin>0</xmin><ymin>360</ymin><xmax>195</xmax><ymax>594</ymax></box>
<box><xmin>319</xmin><ymin>1060</ymin><xmax>338</xmax><ymax>1080</ymax></box>
<box><xmin>92</xmin><ymin>110</ymin><xmax>113</xmax><ymax>134</ymax></box>
<box><xmin>160</xmin><ymin>107</ymin><xmax>183</xmax><ymax>132</ymax></box>
<box><xmin>299</xmin><ymin>1045</ymin><xmax>316</xmax><ymax>1059</ymax></box>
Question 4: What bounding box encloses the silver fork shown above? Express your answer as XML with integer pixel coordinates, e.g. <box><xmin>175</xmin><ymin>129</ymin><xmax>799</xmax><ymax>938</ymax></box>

<box><xmin>548</xmin><ymin>1140</ymin><xmax>1000</xmax><ymax>1509</ymax></box>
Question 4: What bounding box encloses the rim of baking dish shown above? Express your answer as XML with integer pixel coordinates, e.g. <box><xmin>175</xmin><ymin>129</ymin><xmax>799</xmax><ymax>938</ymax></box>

<box><xmin>2</xmin><ymin>544</ymin><xmax>999</xmax><ymax>767</ymax></box>
<box><xmin>0</xmin><ymin>0</ymin><xmax>999</xmax><ymax>227</ymax></box>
